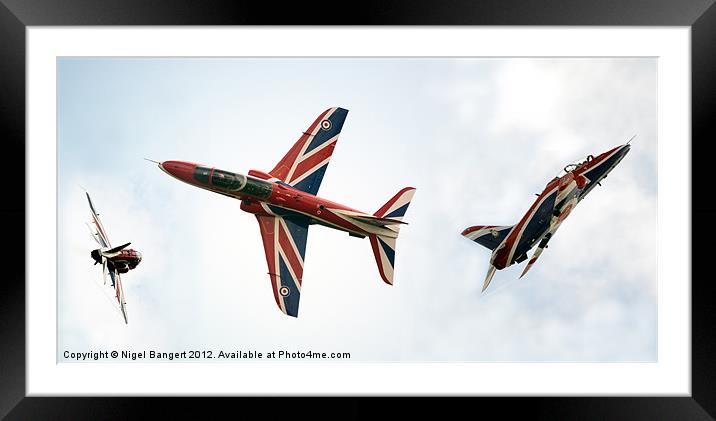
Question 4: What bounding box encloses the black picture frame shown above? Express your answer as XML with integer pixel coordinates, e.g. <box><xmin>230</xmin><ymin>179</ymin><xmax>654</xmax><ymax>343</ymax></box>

<box><xmin>2</xmin><ymin>1</ymin><xmax>714</xmax><ymax>419</ymax></box>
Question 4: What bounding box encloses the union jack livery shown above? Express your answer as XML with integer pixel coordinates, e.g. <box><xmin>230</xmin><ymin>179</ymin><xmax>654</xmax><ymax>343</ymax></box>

<box><xmin>462</xmin><ymin>141</ymin><xmax>632</xmax><ymax>292</ymax></box>
<box><xmin>155</xmin><ymin>107</ymin><xmax>415</xmax><ymax>317</ymax></box>
<box><xmin>85</xmin><ymin>192</ymin><xmax>142</xmax><ymax>323</ymax></box>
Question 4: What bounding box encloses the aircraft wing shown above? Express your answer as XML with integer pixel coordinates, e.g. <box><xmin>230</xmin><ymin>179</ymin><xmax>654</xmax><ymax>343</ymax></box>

<box><xmin>519</xmin><ymin>213</ymin><xmax>569</xmax><ymax>279</ymax></box>
<box><xmin>269</xmin><ymin>107</ymin><xmax>349</xmax><ymax>195</ymax></box>
<box><xmin>86</xmin><ymin>192</ymin><xmax>111</xmax><ymax>248</ymax></box>
<box><xmin>255</xmin><ymin>214</ymin><xmax>309</xmax><ymax>317</ymax></box>
<box><xmin>108</xmin><ymin>269</ymin><xmax>129</xmax><ymax>324</ymax></box>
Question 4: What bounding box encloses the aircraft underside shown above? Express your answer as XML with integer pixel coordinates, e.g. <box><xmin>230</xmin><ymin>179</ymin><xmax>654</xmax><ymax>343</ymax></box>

<box><xmin>463</xmin><ymin>142</ymin><xmax>631</xmax><ymax>293</ymax></box>
<box><xmin>157</xmin><ymin>107</ymin><xmax>416</xmax><ymax>317</ymax></box>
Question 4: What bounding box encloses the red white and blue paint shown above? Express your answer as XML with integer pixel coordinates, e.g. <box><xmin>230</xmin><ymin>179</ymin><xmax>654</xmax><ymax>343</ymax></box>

<box><xmin>156</xmin><ymin>107</ymin><xmax>416</xmax><ymax>317</ymax></box>
<box><xmin>462</xmin><ymin>142</ymin><xmax>631</xmax><ymax>292</ymax></box>
<box><xmin>85</xmin><ymin>192</ymin><xmax>141</xmax><ymax>324</ymax></box>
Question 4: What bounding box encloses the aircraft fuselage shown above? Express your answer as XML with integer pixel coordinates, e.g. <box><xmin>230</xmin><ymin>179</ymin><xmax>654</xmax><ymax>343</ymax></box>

<box><xmin>91</xmin><ymin>248</ymin><xmax>142</xmax><ymax>274</ymax></box>
<box><xmin>159</xmin><ymin>160</ymin><xmax>393</xmax><ymax>238</ymax></box>
<box><xmin>490</xmin><ymin>144</ymin><xmax>631</xmax><ymax>270</ymax></box>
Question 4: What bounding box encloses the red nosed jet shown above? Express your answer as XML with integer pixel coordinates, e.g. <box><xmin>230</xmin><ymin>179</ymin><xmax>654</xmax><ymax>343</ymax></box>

<box><xmin>462</xmin><ymin>142</ymin><xmax>631</xmax><ymax>292</ymax></box>
<box><xmin>86</xmin><ymin>192</ymin><xmax>141</xmax><ymax>323</ymax></box>
<box><xmin>155</xmin><ymin>107</ymin><xmax>415</xmax><ymax>317</ymax></box>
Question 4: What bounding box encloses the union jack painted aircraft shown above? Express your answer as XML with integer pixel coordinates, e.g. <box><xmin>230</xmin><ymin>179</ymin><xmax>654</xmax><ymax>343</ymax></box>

<box><xmin>155</xmin><ymin>107</ymin><xmax>415</xmax><ymax>317</ymax></box>
<box><xmin>86</xmin><ymin>192</ymin><xmax>141</xmax><ymax>323</ymax></box>
<box><xmin>462</xmin><ymin>142</ymin><xmax>631</xmax><ymax>292</ymax></box>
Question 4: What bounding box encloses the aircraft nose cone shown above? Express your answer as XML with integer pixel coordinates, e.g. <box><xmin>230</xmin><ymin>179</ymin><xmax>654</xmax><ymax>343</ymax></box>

<box><xmin>159</xmin><ymin>160</ymin><xmax>198</xmax><ymax>184</ymax></box>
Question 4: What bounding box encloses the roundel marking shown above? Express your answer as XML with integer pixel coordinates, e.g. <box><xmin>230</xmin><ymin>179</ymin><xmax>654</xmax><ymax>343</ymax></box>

<box><xmin>320</xmin><ymin>120</ymin><xmax>332</xmax><ymax>130</ymax></box>
<box><xmin>279</xmin><ymin>286</ymin><xmax>290</xmax><ymax>297</ymax></box>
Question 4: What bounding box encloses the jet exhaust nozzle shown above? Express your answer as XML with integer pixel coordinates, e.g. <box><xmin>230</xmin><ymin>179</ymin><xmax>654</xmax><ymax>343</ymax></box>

<box><xmin>90</xmin><ymin>249</ymin><xmax>103</xmax><ymax>265</ymax></box>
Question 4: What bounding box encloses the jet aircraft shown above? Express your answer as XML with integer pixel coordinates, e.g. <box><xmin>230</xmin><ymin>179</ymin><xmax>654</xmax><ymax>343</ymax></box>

<box><xmin>155</xmin><ymin>107</ymin><xmax>415</xmax><ymax>317</ymax></box>
<box><xmin>86</xmin><ymin>192</ymin><xmax>142</xmax><ymax>323</ymax></box>
<box><xmin>462</xmin><ymin>142</ymin><xmax>631</xmax><ymax>292</ymax></box>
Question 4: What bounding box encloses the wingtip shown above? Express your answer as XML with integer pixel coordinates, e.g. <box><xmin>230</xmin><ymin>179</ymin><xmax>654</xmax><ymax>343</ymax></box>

<box><xmin>519</xmin><ymin>264</ymin><xmax>530</xmax><ymax>279</ymax></box>
<box><xmin>278</xmin><ymin>299</ymin><xmax>300</xmax><ymax>318</ymax></box>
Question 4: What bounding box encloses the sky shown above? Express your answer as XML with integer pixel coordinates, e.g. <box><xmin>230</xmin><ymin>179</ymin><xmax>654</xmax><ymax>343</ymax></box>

<box><xmin>57</xmin><ymin>58</ymin><xmax>657</xmax><ymax>362</ymax></box>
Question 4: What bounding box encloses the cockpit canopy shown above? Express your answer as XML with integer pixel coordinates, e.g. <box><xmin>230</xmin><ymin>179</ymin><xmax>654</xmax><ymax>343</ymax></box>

<box><xmin>557</xmin><ymin>154</ymin><xmax>594</xmax><ymax>177</ymax></box>
<box><xmin>194</xmin><ymin>166</ymin><xmax>273</xmax><ymax>199</ymax></box>
<box><xmin>211</xmin><ymin>169</ymin><xmax>247</xmax><ymax>191</ymax></box>
<box><xmin>193</xmin><ymin>166</ymin><xmax>247</xmax><ymax>191</ymax></box>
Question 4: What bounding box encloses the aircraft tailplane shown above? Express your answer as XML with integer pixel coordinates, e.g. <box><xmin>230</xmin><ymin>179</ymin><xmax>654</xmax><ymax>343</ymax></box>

<box><xmin>462</xmin><ymin>225</ymin><xmax>514</xmax><ymax>251</ymax></box>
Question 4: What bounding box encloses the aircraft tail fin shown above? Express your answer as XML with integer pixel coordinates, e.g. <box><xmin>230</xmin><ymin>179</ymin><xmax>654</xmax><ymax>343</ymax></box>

<box><xmin>368</xmin><ymin>187</ymin><xmax>416</xmax><ymax>285</ymax></box>
<box><xmin>462</xmin><ymin>225</ymin><xmax>513</xmax><ymax>251</ymax></box>
<box><xmin>374</xmin><ymin>187</ymin><xmax>415</xmax><ymax>220</ymax></box>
